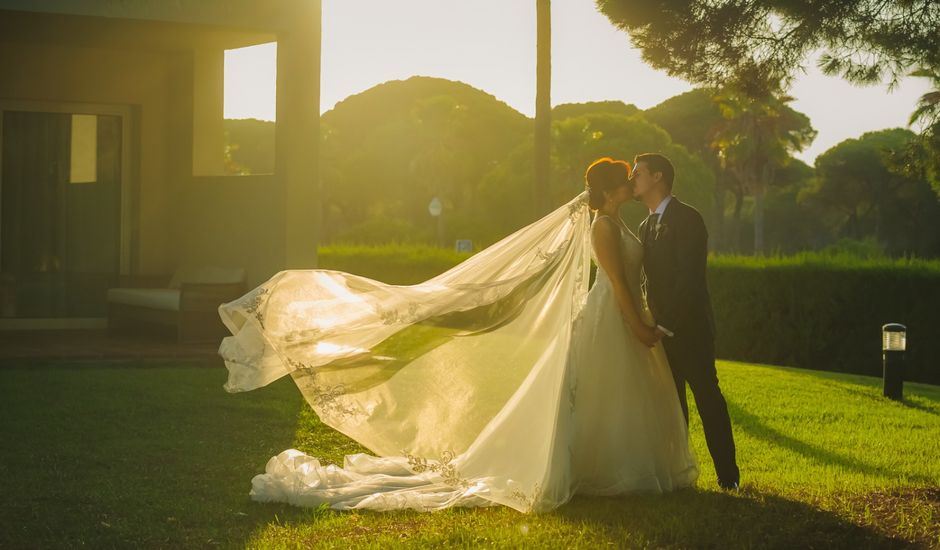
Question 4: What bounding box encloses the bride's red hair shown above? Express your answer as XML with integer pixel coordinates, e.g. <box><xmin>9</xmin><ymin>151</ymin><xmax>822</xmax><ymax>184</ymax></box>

<box><xmin>584</xmin><ymin>157</ymin><xmax>632</xmax><ymax>210</ymax></box>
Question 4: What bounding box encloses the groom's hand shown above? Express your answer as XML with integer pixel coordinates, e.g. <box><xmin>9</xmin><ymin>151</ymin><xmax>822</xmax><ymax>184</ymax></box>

<box><xmin>653</xmin><ymin>323</ymin><xmax>674</xmax><ymax>339</ymax></box>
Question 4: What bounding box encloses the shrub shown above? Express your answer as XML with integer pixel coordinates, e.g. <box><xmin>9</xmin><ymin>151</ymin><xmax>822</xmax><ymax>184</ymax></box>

<box><xmin>318</xmin><ymin>244</ymin><xmax>471</xmax><ymax>285</ymax></box>
<box><xmin>318</xmin><ymin>246</ymin><xmax>940</xmax><ymax>384</ymax></box>
<box><xmin>709</xmin><ymin>254</ymin><xmax>940</xmax><ymax>384</ymax></box>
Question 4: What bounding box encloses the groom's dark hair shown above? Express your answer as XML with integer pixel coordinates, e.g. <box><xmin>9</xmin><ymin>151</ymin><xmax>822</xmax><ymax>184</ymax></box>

<box><xmin>634</xmin><ymin>153</ymin><xmax>674</xmax><ymax>192</ymax></box>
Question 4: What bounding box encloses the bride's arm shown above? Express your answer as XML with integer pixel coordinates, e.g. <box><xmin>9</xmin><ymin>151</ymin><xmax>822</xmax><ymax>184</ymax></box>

<box><xmin>592</xmin><ymin>219</ymin><xmax>660</xmax><ymax>347</ymax></box>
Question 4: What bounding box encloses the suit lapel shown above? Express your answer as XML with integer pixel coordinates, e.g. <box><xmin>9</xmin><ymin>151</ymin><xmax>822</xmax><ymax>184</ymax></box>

<box><xmin>650</xmin><ymin>196</ymin><xmax>677</xmax><ymax>244</ymax></box>
<box><xmin>640</xmin><ymin>217</ymin><xmax>654</xmax><ymax>248</ymax></box>
<box><xmin>643</xmin><ymin>196</ymin><xmax>676</xmax><ymax>247</ymax></box>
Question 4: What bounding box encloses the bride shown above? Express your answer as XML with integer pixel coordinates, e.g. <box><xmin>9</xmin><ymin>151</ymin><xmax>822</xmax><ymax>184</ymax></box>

<box><xmin>219</xmin><ymin>157</ymin><xmax>697</xmax><ymax>513</ymax></box>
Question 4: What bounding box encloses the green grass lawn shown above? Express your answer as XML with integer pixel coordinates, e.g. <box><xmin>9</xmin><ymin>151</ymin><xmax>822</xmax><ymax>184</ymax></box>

<box><xmin>1</xmin><ymin>359</ymin><xmax>937</xmax><ymax>549</ymax></box>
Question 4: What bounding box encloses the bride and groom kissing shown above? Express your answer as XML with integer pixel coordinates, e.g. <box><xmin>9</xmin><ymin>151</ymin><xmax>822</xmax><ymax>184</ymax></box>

<box><xmin>585</xmin><ymin>153</ymin><xmax>739</xmax><ymax>492</ymax></box>
<box><xmin>219</xmin><ymin>152</ymin><xmax>739</xmax><ymax>513</ymax></box>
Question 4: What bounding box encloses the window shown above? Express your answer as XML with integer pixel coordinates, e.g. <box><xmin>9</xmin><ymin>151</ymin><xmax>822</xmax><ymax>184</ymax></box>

<box><xmin>223</xmin><ymin>42</ymin><xmax>277</xmax><ymax>176</ymax></box>
<box><xmin>192</xmin><ymin>42</ymin><xmax>277</xmax><ymax>176</ymax></box>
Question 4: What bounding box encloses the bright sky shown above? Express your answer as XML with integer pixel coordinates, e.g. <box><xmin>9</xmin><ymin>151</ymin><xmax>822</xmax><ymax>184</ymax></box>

<box><xmin>223</xmin><ymin>0</ymin><xmax>932</xmax><ymax>164</ymax></box>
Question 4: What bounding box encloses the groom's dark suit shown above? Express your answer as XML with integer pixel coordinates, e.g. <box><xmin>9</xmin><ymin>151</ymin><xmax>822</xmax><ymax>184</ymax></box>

<box><xmin>639</xmin><ymin>196</ymin><xmax>739</xmax><ymax>486</ymax></box>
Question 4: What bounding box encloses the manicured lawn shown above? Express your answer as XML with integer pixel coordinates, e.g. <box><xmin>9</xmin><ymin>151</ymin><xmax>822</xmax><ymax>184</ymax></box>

<box><xmin>1</xmin><ymin>359</ymin><xmax>937</xmax><ymax>548</ymax></box>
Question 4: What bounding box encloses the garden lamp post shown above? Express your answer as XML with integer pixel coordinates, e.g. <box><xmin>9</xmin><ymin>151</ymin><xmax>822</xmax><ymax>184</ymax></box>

<box><xmin>882</xmin><ymin>323</ymin><xmax>906</xmax><ymax>400</ymax></box>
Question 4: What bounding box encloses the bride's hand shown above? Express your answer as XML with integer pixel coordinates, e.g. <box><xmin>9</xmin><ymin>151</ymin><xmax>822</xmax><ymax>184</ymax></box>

<box><xmin>629</xmin><ymin>322</ymin><xmax>661</xmax><ymax>348</ymax></box>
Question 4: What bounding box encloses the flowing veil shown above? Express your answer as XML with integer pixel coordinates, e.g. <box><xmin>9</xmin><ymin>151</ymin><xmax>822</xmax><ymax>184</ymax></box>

<box><xmin>219</xmin><ymin>191</ymin><xmax>592</xmax><ymax>512</ymax></box>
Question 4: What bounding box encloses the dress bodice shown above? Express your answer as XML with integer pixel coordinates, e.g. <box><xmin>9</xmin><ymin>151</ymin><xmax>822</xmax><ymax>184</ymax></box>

<box><xmin>590</xmin><ymin>215</ymin><xmax>649</xmax><ymax>315</ymax></box>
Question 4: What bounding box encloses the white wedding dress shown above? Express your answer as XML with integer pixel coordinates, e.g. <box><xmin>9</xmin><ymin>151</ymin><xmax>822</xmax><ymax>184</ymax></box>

<box><xmin>219</xmin><ymin>191</ymin><xmax>697</xmax><ymax>513</ymax></box>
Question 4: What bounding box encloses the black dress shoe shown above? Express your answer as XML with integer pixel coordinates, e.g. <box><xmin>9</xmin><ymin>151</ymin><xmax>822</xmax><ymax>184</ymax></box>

<box><xmin>718</xmin><ymin>479</ymin><xmax>740</xmax><ymax>491</ymax></box>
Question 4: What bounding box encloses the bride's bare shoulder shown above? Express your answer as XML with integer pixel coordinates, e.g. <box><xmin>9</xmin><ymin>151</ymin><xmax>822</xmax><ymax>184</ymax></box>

<box><xmin>591</xmin><ymin>216</ymin><xmax>622</xmax><ymax>247</ymax></box>
<box><xmin>591</xmin><ymin>214</ymin><xmax>613</xmax><ymax>231</ymax></box>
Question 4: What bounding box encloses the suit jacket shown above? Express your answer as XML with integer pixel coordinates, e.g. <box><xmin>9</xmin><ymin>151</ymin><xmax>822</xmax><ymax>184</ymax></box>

<box><xmin>639</xmin><ymin>197</ymin><xmax>716</xmax><ymax>344</ymax></box>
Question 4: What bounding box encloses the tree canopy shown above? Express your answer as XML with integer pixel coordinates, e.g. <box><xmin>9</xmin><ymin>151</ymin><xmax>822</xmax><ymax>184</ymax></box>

<box><xmin>552</xmin><ymin>101</ymin><xmax>640</xmax><ymax>121</ymax></box>
<box><xmin>221</xmin><ymin>78</ymin><xmax>939</xmax><ymax>258</ymax></box>
<box><xmin>644</xmin><ymin>90</ymin><xmax>722</xmax><ymax>158</ymax></box>
<box><xmin>318</xmin><ymin>77</ymin><xmax>530</xmax><ymax>244</ymax></box>
<box><xmin>801</xmin><ymin>128</ymin><xmax>940</xmax><ymax>256</ymax></box>
<box><xmin>480</xmin><ymin>111</ymin><xmax>716</xmax><ymax>240</ymax></box>
<box><xmin>596</xmin><ymin>0</ymin><xmax>940</xmax><ymax>93</ymax></box>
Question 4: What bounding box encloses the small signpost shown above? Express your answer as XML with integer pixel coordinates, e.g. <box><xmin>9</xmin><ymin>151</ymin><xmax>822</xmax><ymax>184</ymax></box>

<box><xmin>428</xmin><ymin>197</ymin><xmax>443</xmax><ymax>246</ymax></box>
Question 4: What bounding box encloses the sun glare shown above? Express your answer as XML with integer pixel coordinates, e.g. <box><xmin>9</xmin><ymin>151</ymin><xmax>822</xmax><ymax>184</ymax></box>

<box><xmin>224</xmin><ymin>42</ymin><xmax>277</xmax><ymax>121</ymax></box>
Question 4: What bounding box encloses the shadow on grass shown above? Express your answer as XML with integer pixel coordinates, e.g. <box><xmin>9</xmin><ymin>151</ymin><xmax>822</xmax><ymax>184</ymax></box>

<box><xmin>237</xmin><ymin>487</ymin><xmax>914</xmax><ymax>549</ymax></box>
<box><xmin>808</xmin><ymin>371</ymin><xmax>940</xmax><ymax>416</ymax></box>
<box><xmin>229</xmin><ymin>399</ymin><xmax>932</xmax><ymax>548</ymax></box>
<box><xmin>832</xmin><ymin>382</ymin><xmax>940</xmax><ymax>418</ymax></box>
<box><xmin>898</xmin><ymin>397</ymin><xmax>940</xmax><ymax>417</ymax></box>
<box><xmin>555</xmin><ymin>488</ymin><xmax>913</xmax><ymax>549</ymax></box>
<box><xmin>9</xmin><ymin>362</ymin><xmax>928</xmax><ymax>548</ymax></box>
<box><xmin>726</xmin><ymin>398</ymin><xmax>936</xmax><ymax>486</ymax></box>
<box><xmin>0</xmin><ymin>365</ymin><xmax>313</xmax><ymax>548</ymax></box>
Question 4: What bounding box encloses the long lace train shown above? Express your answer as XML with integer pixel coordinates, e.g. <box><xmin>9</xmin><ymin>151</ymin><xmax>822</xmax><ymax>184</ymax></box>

<box><xmin>219</xmin><ymin>193</ymin><xmax>593</xmax><ymax>512</ymax></box>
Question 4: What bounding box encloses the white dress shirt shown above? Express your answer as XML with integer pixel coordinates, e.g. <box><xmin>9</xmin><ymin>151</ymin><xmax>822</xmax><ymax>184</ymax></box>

<box><xmin>650</xmin><ymin>195</ymin><xmax>673</xmax><ymax>219</ymax></box>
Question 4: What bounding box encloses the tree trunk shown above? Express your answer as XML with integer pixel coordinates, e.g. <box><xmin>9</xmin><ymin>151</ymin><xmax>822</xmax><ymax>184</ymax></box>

<box><xmin>849</xmin><ymin>212</ymin><xmax>860</xmax><ymax>239</ymax></box>
<box><xmin>534</xmin><ymin>0</ymin><xmax>551</xmax><ymax>218</ymax></box>
<box><xmin>753</xmin><ymin>185</ymin><xmax>765</xmax><ymax>255</ymax></box>
<box><xmin>753</xmin><ymin>164</ymin><xmax>774</xmax><ymax>255</ymax></box>
<box><xmin>711</xmin><ymin>166</ymin><xmax>727</xmax><ymax>252</ymax></box>
<box><xmin>732</xmin><ymin>189</ymin><xmax>744</xmax><ymax>253</ymax></box>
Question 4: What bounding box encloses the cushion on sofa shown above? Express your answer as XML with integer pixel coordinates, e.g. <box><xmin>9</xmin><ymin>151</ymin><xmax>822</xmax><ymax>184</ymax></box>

<box><xmin>107</xmin><ymin>288</ymin><xmax>181</xmax><ymax>311</ymax></box>
<box><xmin>168</xmin><ymin>266</ymin><xmax>245</xmax><ymax>289</ymax></box>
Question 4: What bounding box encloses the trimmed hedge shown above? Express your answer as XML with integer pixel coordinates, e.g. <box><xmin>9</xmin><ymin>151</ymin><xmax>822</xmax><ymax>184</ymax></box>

<box><xmin>709</xmin><ymin>254</ymin><xmax>940</xmax><ymax>385</ymax></box>
<box><xmin>319</xmin><ymin>246</ymin><xmax>940</xmax><ymax>384</ymax></box>
<box><xmin>319</xmin><ymin>245</ymin><xmax>471</xmax><ymax>285</ymax></box>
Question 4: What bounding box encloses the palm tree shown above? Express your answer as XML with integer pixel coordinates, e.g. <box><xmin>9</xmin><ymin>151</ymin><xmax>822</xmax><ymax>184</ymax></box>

<box><xmin>712</xmin><ymin>85</ymin><xmax>816</xmax><ymax>254</ymax></box>
<box><xmin>534</xmin><ymin>0</ymin><xmax>551</xmax><ymax>217</ymax></box>
<box><xmin>909</xmin><ymin>68</ymin><xmax>940</xmax><ymax>130</ymax></box>
<box><xmin>909</xmin><ymin>67</ymin><xmax>940</xmax><ymax>196</ymax></box>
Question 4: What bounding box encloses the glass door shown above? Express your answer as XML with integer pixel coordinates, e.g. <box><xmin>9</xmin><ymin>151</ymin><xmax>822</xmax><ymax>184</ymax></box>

<box><xmin>0</xmin><ymin>110</ymin><xmax>123</xmax><ymax>318</ymax></box>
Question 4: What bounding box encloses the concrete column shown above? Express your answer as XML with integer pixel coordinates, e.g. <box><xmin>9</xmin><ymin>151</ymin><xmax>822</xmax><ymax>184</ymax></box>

<box><xmin>276</xmin><ymin>0</ymin><xmax>321</xmax><ymax>269</ymax></box>
<box><xmin>191</xmin><ymin>47</ymin><xmax>224</xmax><ymax>176</ymax></box>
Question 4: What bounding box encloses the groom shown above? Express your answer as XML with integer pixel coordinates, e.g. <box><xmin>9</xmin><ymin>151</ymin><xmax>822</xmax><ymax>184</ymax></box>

<box><xmin>632</xmin><ymin>153</ymin><xmax>740</xmax><ymax>490</ymax></box>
